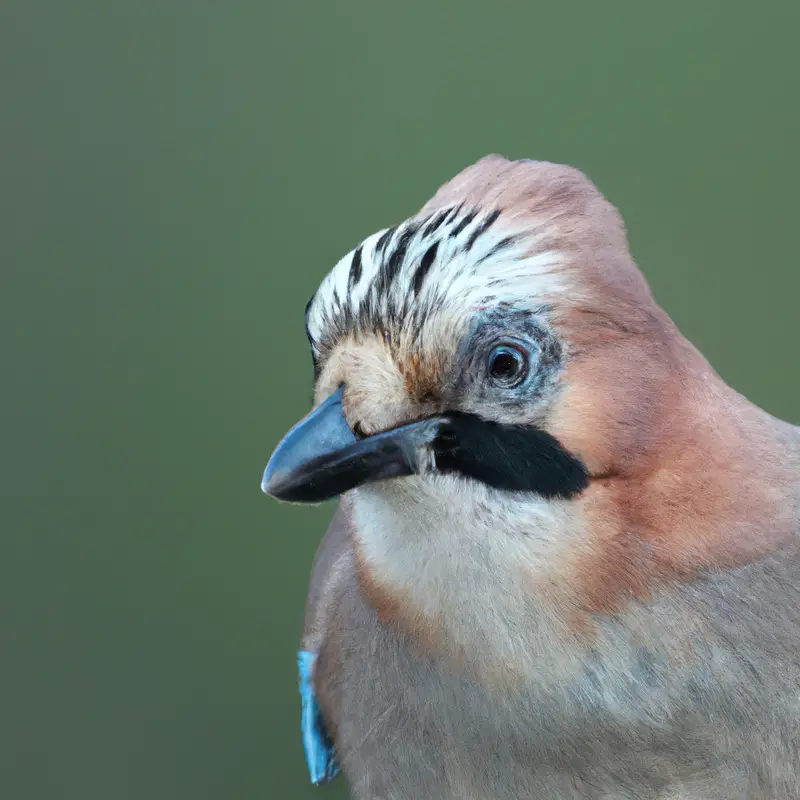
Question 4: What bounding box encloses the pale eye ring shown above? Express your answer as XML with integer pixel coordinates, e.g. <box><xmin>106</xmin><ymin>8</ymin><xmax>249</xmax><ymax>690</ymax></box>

<box><xmin>487</xmin><ymin>343</ymin><xmax>528</xmax><ymax>387</ymax></box>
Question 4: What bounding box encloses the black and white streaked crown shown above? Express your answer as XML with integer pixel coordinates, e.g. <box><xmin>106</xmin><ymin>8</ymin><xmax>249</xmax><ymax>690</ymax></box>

<box><xmin>305</xmin><ymin>204</ymin><xmax>567</xmax><ymax>358</ymax></box>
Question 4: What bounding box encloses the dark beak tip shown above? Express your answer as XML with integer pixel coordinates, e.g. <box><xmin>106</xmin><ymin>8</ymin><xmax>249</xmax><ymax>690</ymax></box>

<box><xmin>261</xmin><ymin>458</ymin><xmax>291</xmax><ymax>499</ymax></box>
<box><xmin>260</xmin><ymin>475</ymin><xmax>293</xmax><ymax>502</ymax></box>
<box><xmin>262</xmin><ymin>451</ymin><xmax>327</xmax><ymax>504</ymax></box>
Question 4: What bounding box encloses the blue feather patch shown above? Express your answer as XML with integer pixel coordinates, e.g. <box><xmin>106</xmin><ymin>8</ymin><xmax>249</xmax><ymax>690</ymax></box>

<box><xmin>298</xmin><ymin>649</ymin><xmax>340</xmax><ymax>785</ymax></box>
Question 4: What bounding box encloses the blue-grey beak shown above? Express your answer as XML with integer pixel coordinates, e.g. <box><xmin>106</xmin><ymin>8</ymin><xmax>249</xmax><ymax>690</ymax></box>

<box><xmin>261</xmin><ymin>386</ymin><xmax>441</xmax><ymax>503</ymax></box>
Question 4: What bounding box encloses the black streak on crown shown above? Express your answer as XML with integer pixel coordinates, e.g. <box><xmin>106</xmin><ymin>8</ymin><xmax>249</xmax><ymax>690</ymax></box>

<box><xmin>304</xmin><ymin>294</ymin><xmax>316</xmax><ymax>341</ymax></box>
<box><xmin>465</xmin><ymin>209</ymin><xmax>501</xmax><ymax>252</ymax></box>
<box><xmin>476</xmin><ymin>235</ymin><xmax>517</xmax><ymax>265</ymax></box>
<box><xmin>309</xmin><ymin>204</ymin><xmax>519</xmax><ymax>357</ymax></box>
<box><xmin>446</xmin><ymin>202</ymin><xmax>465</xmax><ymax>224</ymax></box>
<box><xmin>422</xmin><ymin>208</ymin><xmax>451</xmax><ymax>239</ymax></box>
<box><xmin>412</xmin><ymin>241</ymin><xmax>439</xmax><ymax>297</ymax></box>
<box><xmin>348</xmin><ymin>245</ymin><xmax>363</xmax><ymax>290</ymax></box>
<box><xmin>449</xmin><ymin>208</ymin><xmax>478</xmax><ymax>238</ymax></box>
<box><xmin>375</xmin><ymin>226</ymin><xmax>397</xmax><ymax>256</ymax></box>
<box><xmin>383</xmin><ymin>224</ymin><xmax>417</xmax><ymax>288</ymax></box>
<box><xmin>304</xmin><ymin>293</ymin><xmax>321</xmax><ymax>377</ymax></box>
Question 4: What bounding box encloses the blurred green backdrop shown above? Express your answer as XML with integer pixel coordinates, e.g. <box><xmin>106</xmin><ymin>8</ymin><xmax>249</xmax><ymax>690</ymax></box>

<box><xmin>3</xmin><ymin>1</ymin><xmax>799</xmax><ymax>798</ymax></box>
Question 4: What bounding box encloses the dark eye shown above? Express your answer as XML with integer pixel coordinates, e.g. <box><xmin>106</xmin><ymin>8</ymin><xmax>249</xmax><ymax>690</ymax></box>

<box><xmin>487</xmin><ymin>343</ymin><xmax>528</xmax><ymax>387</ymax></box>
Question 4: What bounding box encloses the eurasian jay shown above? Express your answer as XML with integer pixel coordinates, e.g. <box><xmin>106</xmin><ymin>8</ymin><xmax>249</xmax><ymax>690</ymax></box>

<box><xmin>262</xmin><ymin>156</ymin><xmax>800</xmax><ymax>799</ymax></box>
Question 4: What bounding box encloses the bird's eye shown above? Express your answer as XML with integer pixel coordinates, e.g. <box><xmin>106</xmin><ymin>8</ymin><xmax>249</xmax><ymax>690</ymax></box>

<box><xmin>487</xmin><ymin>343</ymin><xmax>528</xmax><ymax>387</ymax></box>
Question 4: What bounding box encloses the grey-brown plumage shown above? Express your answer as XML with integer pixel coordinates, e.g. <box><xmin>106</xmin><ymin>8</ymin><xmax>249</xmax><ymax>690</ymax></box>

<box><xmin>307</xmin><ymin>507</ymin><xmax>800</xmax><ymax>799</ymax></box>
<box><xmin>265</xmin><ymin>156</ymin><xmax>800</xmax><ymax>799</ymax></box>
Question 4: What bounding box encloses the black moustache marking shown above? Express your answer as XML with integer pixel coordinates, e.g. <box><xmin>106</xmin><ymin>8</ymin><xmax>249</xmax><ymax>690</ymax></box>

<box><xmin>431</xmin><ymin>412</ymin><xmax>589</xmax><ymax>499</ymax></box>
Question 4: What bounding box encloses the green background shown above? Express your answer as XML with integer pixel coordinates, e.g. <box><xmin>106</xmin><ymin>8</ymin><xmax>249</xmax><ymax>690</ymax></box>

<box><xmin>3</xmin><ymin>2</ymin><xmax>799</xmax><ymax>798</ymax></box>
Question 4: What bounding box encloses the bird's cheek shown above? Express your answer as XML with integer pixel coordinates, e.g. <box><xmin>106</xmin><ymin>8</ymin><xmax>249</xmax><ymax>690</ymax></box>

<box><xmin>547</xmin><ymin>354</ymin><xmax>658</xmax><ymax>478</ymax></box>
<box><xmin>548</xmin><ymin>405</ymin><xmax>611</xmax><ymax>478</ymax></box>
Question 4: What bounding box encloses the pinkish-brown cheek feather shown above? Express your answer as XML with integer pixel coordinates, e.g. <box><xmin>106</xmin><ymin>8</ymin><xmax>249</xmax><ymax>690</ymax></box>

<box><xmin>543</xmin><ymin>311</ymin><xmax>797</xmax><ymax>616</ymax></box>
<box><xmin>568</xmin><ymin>416</ymin><xmax>796</xmax><ymax>616</ymax></box>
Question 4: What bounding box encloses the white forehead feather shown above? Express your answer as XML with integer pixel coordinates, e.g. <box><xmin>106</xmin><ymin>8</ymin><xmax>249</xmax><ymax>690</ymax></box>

<box><xmin>306</xmin><ymin>206</ymin><xmax>569</xmax><ymax>353</ymax></box>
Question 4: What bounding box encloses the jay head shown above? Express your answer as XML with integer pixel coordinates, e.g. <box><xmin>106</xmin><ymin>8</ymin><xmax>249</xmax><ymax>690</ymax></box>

<box><xmin>264</xmin><ymin>154</ymin><xmax>796</xmax><ymax>649</ymax></box>
<box><xmin>261</xmin><ymin>157</ymin><xmax>800</xmax><ymax>796</ymax></box>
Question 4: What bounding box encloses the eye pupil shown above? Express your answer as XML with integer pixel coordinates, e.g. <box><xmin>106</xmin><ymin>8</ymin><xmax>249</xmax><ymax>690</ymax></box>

<box><xmin>491</xmin><ymin>351</ymin><xmax>518</xmax><ymax>378</ymax></box>
<box><xmin>488</xmin><ymin>344</ymin><xmax>527</xmax><ymax>386</ymax></box>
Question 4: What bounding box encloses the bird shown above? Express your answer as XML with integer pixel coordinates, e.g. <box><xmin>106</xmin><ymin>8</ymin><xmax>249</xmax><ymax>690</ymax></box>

<box><xmin>261</xmin><ymin>156</ymin><xmax>800</xmax><ymax>799</ymax></box>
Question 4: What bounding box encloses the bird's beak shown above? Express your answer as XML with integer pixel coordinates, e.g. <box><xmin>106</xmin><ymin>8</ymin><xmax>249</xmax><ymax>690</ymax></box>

<box><xmin>261</xmin><ymin>386</ymin><xmax>441</xmax><ymax>503</ymax></box>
